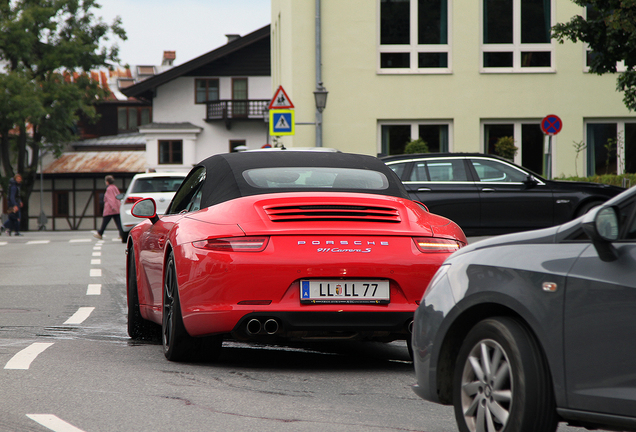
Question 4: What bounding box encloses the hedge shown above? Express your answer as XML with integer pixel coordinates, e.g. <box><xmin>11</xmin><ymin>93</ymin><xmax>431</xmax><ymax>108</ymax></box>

<box><xmin>555</xmin><ymin>174</ymin><xmax>636</xmax><ymax>188</ymax></box>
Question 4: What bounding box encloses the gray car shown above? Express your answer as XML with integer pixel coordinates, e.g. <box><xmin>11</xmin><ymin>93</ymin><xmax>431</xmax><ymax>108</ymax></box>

<box><xmin>412</xmin><ymin>184</ymin><xmax>636</xmax><ymax>432</ymax></box>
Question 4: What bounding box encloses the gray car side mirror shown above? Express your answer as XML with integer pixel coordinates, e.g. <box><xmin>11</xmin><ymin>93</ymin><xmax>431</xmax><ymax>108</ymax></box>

<box><xmin>582</xmin><ymin>206</ymin><xmax>619</xmax><ymax>262</ymax></box>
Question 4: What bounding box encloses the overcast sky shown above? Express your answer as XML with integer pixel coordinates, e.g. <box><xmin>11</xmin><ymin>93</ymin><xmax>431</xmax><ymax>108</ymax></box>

<box><xmin>97</xmin><ymin>0</ymin><xmax>271</xmax><ymax>67</ymax></box>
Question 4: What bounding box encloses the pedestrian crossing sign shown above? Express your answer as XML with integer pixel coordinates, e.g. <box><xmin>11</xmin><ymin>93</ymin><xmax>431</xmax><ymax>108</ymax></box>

<box><xmin>269</xmin><ymin>109</ymin><xmax>295</xmax><ymax>136</ymax></box>
<box><xmin>268</xmin><ymin>85</ymin><xmax>294</xmax><ymax>109</ymax></box>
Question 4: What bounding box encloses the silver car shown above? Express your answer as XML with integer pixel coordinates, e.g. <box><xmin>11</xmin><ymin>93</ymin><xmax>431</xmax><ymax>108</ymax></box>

<box><xmin>119</xmin><ymin>172</ymin><xmax>186</xmax><ymax>238</ymax></box>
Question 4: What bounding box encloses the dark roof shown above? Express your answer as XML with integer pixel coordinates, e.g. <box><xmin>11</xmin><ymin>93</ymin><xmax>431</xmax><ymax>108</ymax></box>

<box><xmin>193</xmin><ymin>152</ymin><xmax>410</xmax><ymax>209</ymax></box>
<box><xmin>138</xmin><ymin>122</ymin><xmax>202</xmax><ymax>132</ymax></box>
<box><xmin>121</xmin><ymin>25</ymin><xmax>270</xmax><ymax>100</ymax></box>
<box><xmin>380</xmin><ymin>152</ymin><xmax>510</xmax><ymax>162</ymax></box>
<box><xmin>71</xmin><ymin>133</ymin><xmax>146</xmax><ymax>150</ymax></box>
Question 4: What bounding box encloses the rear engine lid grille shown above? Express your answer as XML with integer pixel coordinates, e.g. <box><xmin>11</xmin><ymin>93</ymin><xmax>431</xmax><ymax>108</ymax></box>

<box><xmin>264</xmin><ymin>204</ymin><xmax>401</xmax><ymax>223</ymax></box>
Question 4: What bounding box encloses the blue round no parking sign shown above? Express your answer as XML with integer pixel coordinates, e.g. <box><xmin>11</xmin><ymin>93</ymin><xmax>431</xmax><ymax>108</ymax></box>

<box><xmin>541</xmin><ymin>114</ymin><xmax>562</xmax><ymax>136</ymax></box>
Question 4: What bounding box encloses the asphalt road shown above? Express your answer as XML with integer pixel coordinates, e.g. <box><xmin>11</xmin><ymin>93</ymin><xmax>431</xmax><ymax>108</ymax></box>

<box><xmin>0</xmin><ymin>230</ymin><xmax>589</xmax><ymax>432</ymax></box>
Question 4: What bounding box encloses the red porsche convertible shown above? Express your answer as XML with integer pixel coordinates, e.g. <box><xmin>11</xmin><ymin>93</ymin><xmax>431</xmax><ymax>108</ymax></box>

<box><xmin>126</xmin><ymin>151</ymin><xmax>466</xmax><ymax>361</ymax></box>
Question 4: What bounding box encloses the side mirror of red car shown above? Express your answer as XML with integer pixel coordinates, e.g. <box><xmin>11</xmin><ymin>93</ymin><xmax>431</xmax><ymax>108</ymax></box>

<box><xmin>132</xmin><ymin>198</ymin><xmax>159</xmax><ymax>224</ymax></box>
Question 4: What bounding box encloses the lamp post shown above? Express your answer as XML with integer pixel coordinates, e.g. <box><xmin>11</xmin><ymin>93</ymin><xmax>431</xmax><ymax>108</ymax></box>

<box><xmin>314</xmin><ymin>82</ymin><xmax>328</xmax><ymax>147</ymax></box>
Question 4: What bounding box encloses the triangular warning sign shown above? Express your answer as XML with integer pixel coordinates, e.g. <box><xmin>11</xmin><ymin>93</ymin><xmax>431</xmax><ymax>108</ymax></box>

<box><xmin>275</xmin><ymin>114</ymin><xmax>290</xmax><ymax>130</ymax></box>
<box><xmin>268</xmin><ymin>85</ymin><xmax>294</xmax><ymax>109</ymax></box>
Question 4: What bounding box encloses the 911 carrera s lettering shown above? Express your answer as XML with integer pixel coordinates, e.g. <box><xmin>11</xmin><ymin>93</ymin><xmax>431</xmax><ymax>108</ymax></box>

<box><xmin>316</xmin><ymin>247</ymin><xmax>372</xmax><ymax>253</ymax></box>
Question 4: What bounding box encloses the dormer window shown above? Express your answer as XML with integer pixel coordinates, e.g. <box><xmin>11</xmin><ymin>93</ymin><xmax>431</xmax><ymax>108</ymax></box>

<box><xmin>118</xmin><ymin>79</ymin><xmax>134</xmax><ymax>89</ymax></box>
<box><xmin>137</xmin><ymin>66</ymin><xmax>156</xmax><ymax>76</ymax></box>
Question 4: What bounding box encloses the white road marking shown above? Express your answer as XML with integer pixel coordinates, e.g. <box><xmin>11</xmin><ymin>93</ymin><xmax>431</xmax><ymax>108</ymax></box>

<box><xmin>92</xmin><ymin>251</ymin><xmax>101</xmax><ymax>256</ymax></box>
<box><xmin>4</xmin><ymin>343</ymin><xmax>54</xmax><ymax>370</ymax></box>
<box><xmin>86</xmin><ymin>284</ymin><xmax>102</xmax><ymax>295</ymax></box>
<box><xmin>26</xmin><ymin>240</ymin><xmax>50</xmax><ymax>245</ymax></box>
<box><xmin>90</xmin><ymin>268</ymin><xmax>102</xmax><ymax>277</ymax></box>
<box><xmin>93</xmin><ymin>246</ymin><xmax>101</xmax><ymax>251</ymax></box>
<box><xmin>69</xmin><ymin>239</ymin><xmax>91</xmax><ymax>243</ymax></box>
<box><xmin>27</xmin><ymin>414</ymin><xmax>86</xmax><ymax>432</ymax></box>
<box><xmin>96</xmin><ymin>240</ymin><xmax>104</xmax><ymax>245</ymax></box>
<box><xmin>0</xmin><ymin>241</ymin><xmax>6</xmax><ymax>246</ymax></box>
<box><xmin>91</xmin><ymin>259</ymin><xmax>101</xmax><ymax>265</ymax></box>
<box><xmin>63</xmin><ymin>307</ymin><xmax>95</xmax><ymax>325</ymax></box>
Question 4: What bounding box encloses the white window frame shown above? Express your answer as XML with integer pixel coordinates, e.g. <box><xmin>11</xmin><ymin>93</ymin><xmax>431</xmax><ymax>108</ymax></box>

<box><xmin>584</xmin><ymin>119</ymin><xmax>636</xmax><ymax>176</ymax></box>
<box><xmin>377</xmin><ymin>120</ymin><xmax>454</xmax><ymax>154</ymax></box>
<box><xmin>377</xmin><ymin>0</ymin><xmax>452</xmax><ymax>74</ymax></box>
<box><xmin>480</xmin><ymin>0</ymin><xmax>555</xmax><ymax>73</ymax></box>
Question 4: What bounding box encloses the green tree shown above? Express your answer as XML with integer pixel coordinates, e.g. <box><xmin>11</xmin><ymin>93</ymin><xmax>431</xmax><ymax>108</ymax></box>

<box><xmin>0</xmin><ymin>0</ymin><xmax>125</xmax><ymax>230</ymax></box>
<box><xmin>552</xmin><ymin>1</ymin><xmax>636</xmax><ymax>111</ymax></box>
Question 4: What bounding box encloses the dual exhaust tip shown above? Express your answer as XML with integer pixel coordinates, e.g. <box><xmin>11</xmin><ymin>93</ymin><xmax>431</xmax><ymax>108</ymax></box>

<box><xmin>246</xmin><ymin>318</ymin><xmax>413</xmax><ymax>336</ymax></box>
<box><xmin>246</xmin><ymin>318</ymin><xmax>280</xmax><ymax>335</ymax></box>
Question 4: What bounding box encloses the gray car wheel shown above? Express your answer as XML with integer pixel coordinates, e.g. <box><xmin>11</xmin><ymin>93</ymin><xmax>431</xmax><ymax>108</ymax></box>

<box><xmin>453</xmin><ymin>317</ymin><xmax>557</xmax><ymax>432</ymax></box>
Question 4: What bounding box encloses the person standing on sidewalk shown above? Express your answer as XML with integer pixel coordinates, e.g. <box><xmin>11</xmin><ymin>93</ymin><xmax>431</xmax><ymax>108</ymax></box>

<box><xmin>1</xmin><ymin>173</ymin><xmax>23</xmax><ymax>236</ymax></box>
<box><xmin>94</xmin><ymin>175</ymin><xmax>125</xmax><ymax>240</ymax></box>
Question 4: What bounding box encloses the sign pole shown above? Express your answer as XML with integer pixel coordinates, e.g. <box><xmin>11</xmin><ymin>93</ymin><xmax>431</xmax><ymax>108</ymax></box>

<box><xmin>540</xmin><ymin>114</ymin><xmax>562</xmax><ymax>180</ymax></box>
<box><xmin>544</xmin><ymin>135</ymin><xmax>552</xmax><ymax>180</ymax></box>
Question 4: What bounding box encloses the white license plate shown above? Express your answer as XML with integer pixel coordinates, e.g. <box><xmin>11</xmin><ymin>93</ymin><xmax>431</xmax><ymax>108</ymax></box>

<box><xmin>300</xmin><ymin>280</ymin><xmax>390</xmax><ymax>304</ymax></box>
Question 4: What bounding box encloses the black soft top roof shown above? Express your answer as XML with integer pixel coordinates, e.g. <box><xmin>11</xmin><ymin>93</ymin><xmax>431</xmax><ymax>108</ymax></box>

<box><xmin>196</xmin><ymin>151</ymin><xmax>410</xmax><ymax>208</ymax></box>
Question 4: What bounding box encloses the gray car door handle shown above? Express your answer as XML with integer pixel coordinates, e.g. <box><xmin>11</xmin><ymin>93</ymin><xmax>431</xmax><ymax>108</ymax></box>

<box><xmin>417</xmin><ymin>187</ymin><xmax>432</xmax><ymax>191</ymax></box>
<box><xmin>481</xmin><ymin>188</ymin><xmax>495</xmax><ymax>192</ymax></box>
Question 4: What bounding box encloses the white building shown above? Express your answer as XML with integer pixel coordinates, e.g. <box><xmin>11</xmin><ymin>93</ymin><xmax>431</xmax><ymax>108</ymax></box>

<box><xmin>122</xmin><ymin>26</ymin><xmax>272</xmax><ymax>171</ymax></box>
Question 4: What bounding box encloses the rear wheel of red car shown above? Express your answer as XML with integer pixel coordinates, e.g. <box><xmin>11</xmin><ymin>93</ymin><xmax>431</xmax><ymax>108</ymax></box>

<box><xmin>127</xmin><ymin>246</ymin><xmax>159</xmax><ymax>340</ymax></box>
<box><xmin>162</xmin><ymin>253</ymin><xmax>222</xmax><ymax>362</ymax></box>
<box><xmin>453</xmin><ymin>317</ymin><xmax>558</xmax><ymax>432</ymax></box>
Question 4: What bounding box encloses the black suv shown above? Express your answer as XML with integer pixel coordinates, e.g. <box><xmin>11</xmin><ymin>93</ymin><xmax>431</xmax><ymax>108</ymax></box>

<box><xmin>382</xmin><ymin>153</ymin><xmax>623</xmax><ymax>235</ymax></box>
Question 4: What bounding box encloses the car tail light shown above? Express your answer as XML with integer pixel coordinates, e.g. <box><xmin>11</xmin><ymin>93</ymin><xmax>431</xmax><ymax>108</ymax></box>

<box><xmin>413</xmin><ymin>237</ymin><xmax>463</xmax><ymax>253</ymax></box>
<box><xmin>125</xmin><ymin>196</ymin><xmax>144</xmax><ymax>205</ymax></box>
<box><xmin>192</xmin><ymin>236</ymin><xmax>270</xmax><ymax>252</ymax></box>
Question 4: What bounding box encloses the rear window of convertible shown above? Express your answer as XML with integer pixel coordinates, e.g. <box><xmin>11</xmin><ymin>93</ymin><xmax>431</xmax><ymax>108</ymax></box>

<box><xmin>242</xmin><ymin>167</ymin><xmax>389</xmax><ymax>190</ymax></box>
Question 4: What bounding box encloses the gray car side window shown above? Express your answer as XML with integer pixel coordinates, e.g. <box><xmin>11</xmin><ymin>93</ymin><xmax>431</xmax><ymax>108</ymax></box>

<box><xmin>621</xmin><ymin>200</ymin><xmax>636</xmax><ymax>239</ymax></box>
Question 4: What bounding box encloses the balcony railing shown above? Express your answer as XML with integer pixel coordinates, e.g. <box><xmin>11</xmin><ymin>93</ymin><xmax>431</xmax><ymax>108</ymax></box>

<box><xmin>206</xmin><ymin>100</ymin><xmax>269</xmax><ymax>128</ymax></box>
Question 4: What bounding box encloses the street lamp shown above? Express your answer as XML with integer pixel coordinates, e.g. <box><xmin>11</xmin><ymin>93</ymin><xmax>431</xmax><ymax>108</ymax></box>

<box><xmin>314</xmin><ymin>82</ymin><xmax>328</xmax><ymax>147</ymax></box>
<box><xmin>313</xmin><ymin>82</ymin><xmax>328</xmax><ymax>113</ymax></box>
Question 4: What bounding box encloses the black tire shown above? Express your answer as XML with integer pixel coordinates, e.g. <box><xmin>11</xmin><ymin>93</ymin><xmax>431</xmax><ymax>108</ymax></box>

<box><xmin>406</xmin><ymin>336</ymin><xmax>414</xmax><ymax>360</ymax></box>
<box><xmin>162</xmin><ymin>253</ymin><xmax>222</xmax><ymax>362</ymax></box>
<box><xmin>127</xmin><ymin>246</ymin><xmax>159</xmax><ymax>340</ymax></box>
<box><xmin>453</xmin><ymin>317</ymin><xmax>558</xmax><ymax>432</ymax></box>
<box><xmin>576</xmin><ymin>200</ymin><xmax>602</xmax><ymax>218</ymax></box>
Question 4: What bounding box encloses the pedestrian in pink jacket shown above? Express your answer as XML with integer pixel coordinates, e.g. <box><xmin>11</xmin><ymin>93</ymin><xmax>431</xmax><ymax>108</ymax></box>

<box><xmin>94</xmin><ymin>175</ymin><xmax>125</xmax><ymax>240</ymax></box>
